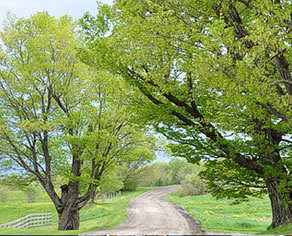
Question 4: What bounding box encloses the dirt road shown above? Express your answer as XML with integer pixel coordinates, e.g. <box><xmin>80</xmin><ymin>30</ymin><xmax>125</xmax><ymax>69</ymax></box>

<box><xmin>84</xmin><ymin>186</ymin><xmax>205</xmax><ymax>235</ymax></box>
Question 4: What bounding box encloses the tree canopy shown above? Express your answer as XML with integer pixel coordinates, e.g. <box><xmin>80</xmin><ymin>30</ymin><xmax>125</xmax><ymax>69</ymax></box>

<box><xmin>80</xmin><ymin>0</ymin><xmax>292</xmax><ymax>228</ymax></box>
<box><xmin>0</xmin><ymin>0</ymin><xmax>291</xmax><ymax>230</ymax></box>
<box><xmin>0</xmin><ymin>12</ymin><xmax>156</xmax><ymax>230</ymax></box>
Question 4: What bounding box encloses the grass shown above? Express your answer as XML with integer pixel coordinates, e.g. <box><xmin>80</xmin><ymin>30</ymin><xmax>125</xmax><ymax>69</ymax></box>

<box><xmin>258</xmin><ymin>223</ymin><xmax>292</xmax><ymax>235</ymax></box>
<box><xmin>0</xmin><ymin>186</ymin><xmax>155</xmax><ymax>235</ymax></box>
<box><xmin>0</xmin><ymin>189</ymin><xmax>56</xmax><ymax>225</ymax></box>
<box><xmin>166</xmin><ymin>191</ymin><xmax>273</xmax><ymax>234</ymax></box>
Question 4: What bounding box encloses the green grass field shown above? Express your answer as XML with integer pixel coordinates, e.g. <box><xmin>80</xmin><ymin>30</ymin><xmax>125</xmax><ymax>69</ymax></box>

<box><xmin>166</xmin><ymin>191</ymin><xmax>272</xmax><ymax>234</ymax></box>
<box><xmin>258</xmin><ymin>223</ymin><xmax>292</xmax><ymax>235</ymax></box>
<box><xmin>1</xmin><ymin>187</ymin><xmax>291</xmax><ymax>235</ymax></box>
<box><xmin>0</xmin><ymin>187</ymin><xmax>155</xmax><ymax>235</ymax></box>
<box><xmin>166</xmin><ymin>191</ymin><xmax>292</xmax><ymax>235</ymax></box>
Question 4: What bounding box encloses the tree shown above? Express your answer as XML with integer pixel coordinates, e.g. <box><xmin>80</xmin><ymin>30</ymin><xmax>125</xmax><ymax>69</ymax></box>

<box><xmin>0</xmin><ymin>185</ymin><xmax>9</xmax><ymax>202</ymax></box>
<box><xmin>168</xmin><ymin>158</ymin><xmax>192</xmax><ymax>184</ymax></box>
<box><xmin>24</xmin><ymin>185</ymin><xmax>38</xmax><ymax>203</ymax></box>
<box><xmin>153</xmin><ymin>162</ymin><xmax>169</xmax><ymax>186</ymax></box>
<box><xmin>81</xmin><ymin>0</ymin><xmax>292</xmax><ymax>228</ymax></box>
<box><xmin>0</xmin><ymin>12</ymin><xmax>155</xmax><ymax>230</ymax></box>
<box><xmin>119</xmin><ymin>138</ymin><xmax>156</xmax><ymax>190</ymax></box>
<box><xmin>136</xmin><ymin>164</ymin><xmax>163</xmax><ymax>187</ymax></box>
<box><xmin>99</xmin><ymin>166</ymin><xmax>124</xmax><ymax>194</ymax></box>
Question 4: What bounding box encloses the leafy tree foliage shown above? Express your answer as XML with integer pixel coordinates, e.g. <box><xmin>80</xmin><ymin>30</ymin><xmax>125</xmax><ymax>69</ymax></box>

<box><xmin>99</xmin><ymin>166</ymin><xmax>124</xmax><ymax>193</ymax></box>
<box><xmin>119</xmin><ymin>139</ymin><xmax>156</xmax><ymax>190</ymax></box>
<box><xmin>81</xmin><ymin>0</ymin><xmax>292</xmax><ymax>228</ymax></box>
<box><xmin>153</xmin><ymin>162</ymin><xmax>169</xmax><ymax>186</ymax></box>
<box><xmin>168</xmin><ymin>157</ymin><xmax>194</xmax><ymax>184</ymax></box>
<box><xmin>137</xmin><ymin>157</ymin><xmax>205</xmax><ymax>195</ymax></box>
<box><xmin>24</xmin><ymin>185</ymin><xmax>38</xmax><ymax>203</ymax></box>
<box><xmin>0</xmin><ymin>12</ymin><xmax>155</xmax><ymax>230</ymax></box>
<box><xmin>137</xmin><ymin>163</ymin><xmax>168</xmax><ymax>187</ymax></box>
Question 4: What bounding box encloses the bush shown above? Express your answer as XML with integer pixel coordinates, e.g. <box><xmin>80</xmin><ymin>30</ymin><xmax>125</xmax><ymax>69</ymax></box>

<box><xmin>123</xmin><ymin>178</ymin><xmax>138</xmax><ymax>191</ymax></box>
<box><xmin>0</xmin><ymin>185</ymin><xmax>9</xmax><ymax>202</ymax></box>
<box><xmin>179</xmin><ymin>173</ymin><xmax>205</xmax><ymax>197</ymax></box>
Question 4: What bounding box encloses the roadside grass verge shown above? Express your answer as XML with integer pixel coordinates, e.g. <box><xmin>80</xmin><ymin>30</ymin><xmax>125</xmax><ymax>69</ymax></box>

<box><xmin>166</xmin><ymin>191</ymin><xmax>272</xmax><ymax>234</ymax></box>
<box><xmin>0</xmin><ymin>187</ymin><xmax>155</xmax><ymax>235</ymax></box>
<box><xmin>258</xmin><ymin>223</ymin><xmax>292</xmax><ymax>235</ymax></box>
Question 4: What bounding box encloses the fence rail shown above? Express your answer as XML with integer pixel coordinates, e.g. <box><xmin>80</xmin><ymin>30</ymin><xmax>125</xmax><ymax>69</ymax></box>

<box><xmin>96</xmin><ymin>191</ymin><xmax>121</xmax><ymax>201</ymax></box>
<box><xmin>0</xmin><ymin>212</ymin><xmax>52</xmax><ymax>229</ymax></box>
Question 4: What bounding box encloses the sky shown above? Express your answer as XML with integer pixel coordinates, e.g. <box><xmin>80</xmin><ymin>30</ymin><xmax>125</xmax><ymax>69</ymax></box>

<box><xmin>0</xmin><ymin>0</ymin><xmax>113</xmax><ymax>29</ymax></box>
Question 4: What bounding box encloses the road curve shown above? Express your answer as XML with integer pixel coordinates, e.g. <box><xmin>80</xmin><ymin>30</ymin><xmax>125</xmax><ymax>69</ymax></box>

<box><xmin>83</xmin><ymin>186</ymin><xmax>205</xmax><ymax>235</ymax></box>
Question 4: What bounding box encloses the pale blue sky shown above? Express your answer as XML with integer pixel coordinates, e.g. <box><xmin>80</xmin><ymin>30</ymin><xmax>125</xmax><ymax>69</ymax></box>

<box><xmin>0</xmin><ymin>0</ymin><xmax>113</xmax><ymax>29</ymax></box>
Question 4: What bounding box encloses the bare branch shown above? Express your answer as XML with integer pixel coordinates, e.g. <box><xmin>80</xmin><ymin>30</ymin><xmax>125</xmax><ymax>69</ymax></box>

<box><xmin>269</xmin><ymin>79</ymin><xmax>292</xmax><ymax>87</ymax></box>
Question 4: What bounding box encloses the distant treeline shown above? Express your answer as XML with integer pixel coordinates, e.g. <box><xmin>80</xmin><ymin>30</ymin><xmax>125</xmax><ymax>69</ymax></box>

<box><xmin>0</xmin><ymin>157</ymin><xmax>205</xmax><ymax>204</ymax></box>
<box><xmin>122</xmin><ymin>158</ymin><xmax>206</xmax><ymax>197</ymax></box>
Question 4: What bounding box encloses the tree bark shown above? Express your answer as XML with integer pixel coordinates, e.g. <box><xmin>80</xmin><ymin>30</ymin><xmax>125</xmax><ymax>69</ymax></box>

<box><xmin>58</xmin><ymin>204</ymin><xmax>80</xmax><ymax>230</ymax></box>
<box><xmin>265</xmin><ymin>177</ymin><xmax>292</xmax><ymax>228</ymax></box>
<box><xmin>57</xmin><ymin>183</ymin><xmax>80</xmax><ymax>230</ymax></box>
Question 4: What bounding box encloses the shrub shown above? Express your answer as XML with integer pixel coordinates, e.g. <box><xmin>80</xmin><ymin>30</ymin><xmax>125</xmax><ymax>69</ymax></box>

<box><xmin>123</xmin><ymin>178</ymin><xmax>138</xmax><ymax>191</ymax></box>
<box><xmin>179</xmin><ymin>173</ymin><xmax>205</xmax><ymax>197</ymax></box>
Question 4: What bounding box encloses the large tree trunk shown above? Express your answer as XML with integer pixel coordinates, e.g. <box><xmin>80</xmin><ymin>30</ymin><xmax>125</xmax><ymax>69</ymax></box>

<box><xmin>56</xmin><ymin>181</ymin><xmax>97</xmax><ymax>230</ymax></box>
<box><xmin>58</xmin><ymin>204</ymin><xmax>80</xmax><ymax>230</ymax></box>
<box><xmin>57</xmin><ymin>184</ymin><xmax>80</xmax><ymax>230</ymax></box>
<box><xmin>265</xmin><ymin>177</ymin><xmax>292</xmax><ymax>228</ymax></box>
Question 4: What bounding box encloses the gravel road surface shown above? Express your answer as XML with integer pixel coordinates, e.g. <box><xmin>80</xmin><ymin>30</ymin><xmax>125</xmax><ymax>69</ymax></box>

<box><xmin>83</xmin><ymin>186</ymin><xmax>205</xmax><ymax>235</ymax></box>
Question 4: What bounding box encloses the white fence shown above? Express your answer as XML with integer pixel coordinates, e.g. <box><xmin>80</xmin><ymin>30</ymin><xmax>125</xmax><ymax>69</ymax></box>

<box><xmin>96</xmin><ymin>191</ymin><xmax>121</xmax><ymax>201</ymax></box>
<box><xmin>0</xmin><ymin>212</ymin><xmax>52</xmax><ymax>229</ymax></box>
